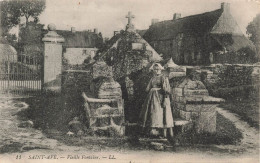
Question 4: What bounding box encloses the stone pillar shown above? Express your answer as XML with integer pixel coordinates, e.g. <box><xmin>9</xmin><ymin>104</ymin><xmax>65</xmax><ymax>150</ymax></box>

<box><xmin>42</xmin><ymin>24</ymin><xmax>65</xmax><ymax>93</ymax></box>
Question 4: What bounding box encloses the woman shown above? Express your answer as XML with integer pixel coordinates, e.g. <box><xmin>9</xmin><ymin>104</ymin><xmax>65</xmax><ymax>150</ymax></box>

<box><xmin>139</xmin><ymin>63</ymin><xmax>174</xmax><ymax>138</ymax></box>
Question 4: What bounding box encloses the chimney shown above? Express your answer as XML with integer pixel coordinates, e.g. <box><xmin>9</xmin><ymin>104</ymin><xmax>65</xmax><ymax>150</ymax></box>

<box><xmin>221</xmin><ymin>2</ymin><xmax>230</xmax><ymax>12</ymax></box>
<box><xmin>173</xmin><ymin>13</ymin><xmax>181</xmax><ymax>20</ymax></box>
<box><xmin>114</xmin><ymin>31</ymin><xmax>119</xmax><ymax>36</ymax></box>
<box><xmin>94</xmin><ymin>28</ymin><xmax>98</xmax><ymax>34</ymax></box>
<box><xmin>71</xmin><ymin>27</ymin><xmax>76</xmax><ymax>33</ymax></box>
<box><xmin>151</xmin><ymin>19</ymin><xmax>159</xmax><ymax>25</ymax></box>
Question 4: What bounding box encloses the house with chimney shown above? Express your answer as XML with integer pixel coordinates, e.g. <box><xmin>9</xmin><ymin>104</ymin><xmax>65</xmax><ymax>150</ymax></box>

<box><xmin>143</xmin><ymin>2</ymin><xmax>256</xmax><ymax>65</ymax></box>
<box><xmin>18</xmin><ymin>23</ymin><xmax>104</xmax><ymax>67</ymax></box>
<box><xmin>58</xmin><ymin>27</ymin><xmax>103</xmax><ymax>66</ymax></box>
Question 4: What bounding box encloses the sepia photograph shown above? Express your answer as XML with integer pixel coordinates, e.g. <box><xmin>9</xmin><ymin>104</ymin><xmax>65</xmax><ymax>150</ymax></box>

<box><xmin>0</xmin><ymin>0</ymin><xmax>259</xmax><ymax>162</ymax></box>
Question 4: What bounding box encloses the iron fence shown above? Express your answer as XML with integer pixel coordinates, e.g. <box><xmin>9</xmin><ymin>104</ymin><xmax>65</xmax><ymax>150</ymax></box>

<box><xmin>0</xmin><ymin>54</ymin><xmax>42</xmax><ymax>96</ymax></box>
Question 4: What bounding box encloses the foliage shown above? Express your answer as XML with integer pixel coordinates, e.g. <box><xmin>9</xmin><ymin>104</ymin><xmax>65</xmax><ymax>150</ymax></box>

<box><xmin>103</xmin><ymin>31</ymin><xmax>150</xmax><ymax>80</ymax></box>
<box><xmin>1</xmin><ymin>0</ymin><xmax>46</xmax><ymax>32</ymax></box>
<box><xmin>5</xmin><ymin>33</ymin><xmax>18</xmax><ymax>49</ymax></box>
<box><xmin>175</xmin><ymin>113</ymin><xmax>243</xmax><ymax>145</ymax></box>
<box><xmin>0</xmin><ymin>0</ymin><xmax>21</xmax><ymax>35</ymax></box>
<box><xmin>17</xmin><ymin>0</ymin><xmax>46</xmax><ymax>25</ymax></box>
<box><xmin>19</xmin><ymin>22</ymin><xmax>44</xmax><ymax>45</ymax></box>
<box><xmin>247</xmin><ymin>13</ymin><xmax>260</xmax><ymax>59</ymax></box>
<box><xmin>236</xmin><ymin>47</ymin><xmax>258</xmax><ymax>63</ymax></box>
<box><xmin>18</xmin><ymin>22</ymin><xmax>44</xmax><ymax>55</ymax></box>
<box><xmin>0</xmin><ymin>0</ymin><xmax>46</xmax><ymax>48</ymax></box>
<box><xmin>219</xmin><ymin>93</ymin><xmax>259</xmax><ymax>129</ymax></box>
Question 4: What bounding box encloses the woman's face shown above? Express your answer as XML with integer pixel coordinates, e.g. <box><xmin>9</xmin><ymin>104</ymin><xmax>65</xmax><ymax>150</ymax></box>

<box><xmin>153</xmin><ymin>65</ymin><xmax>161</xmax><ymax>75</ymax></box>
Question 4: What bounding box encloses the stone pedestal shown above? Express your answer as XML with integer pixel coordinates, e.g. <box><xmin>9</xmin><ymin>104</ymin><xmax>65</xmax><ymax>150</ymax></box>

<box><xmin>42</xmin><ymin>24</ymin><xmax>65</xmax><ymax>93</ymax></box>
<box><xmin>83</xmin><ymin>94</ymin><xmax>125</xmax><ymax>137</ymax></box>
<box><xmin>91</xmin><ymin>60</ymin><xmax>113</xmax><ymax>79</ymax></box>
<box><xmin>83</xmin><ymin>61</ymin><xmax>125</xmax><ymax>137</ymax></box>
<box><xmin>172</xmin><ymin>77</ymin><xmax>224</xmax><ymax>134</ymax></box>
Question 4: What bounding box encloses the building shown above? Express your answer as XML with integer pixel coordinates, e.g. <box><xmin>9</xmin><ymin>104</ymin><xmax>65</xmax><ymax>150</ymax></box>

<box><xmin>143</xmin><ymin>2</ymin><xmax>256</xmax><ymax>65</ymax></box>
<box><xmin>19</xmin><ymin>23</ymin><xmax>103</xmax><ymax>66</ymax></box>
<box><xmin>58</xmin><ymin>27</ymin><xmax>103</xmax><ymax>66</ymax></box>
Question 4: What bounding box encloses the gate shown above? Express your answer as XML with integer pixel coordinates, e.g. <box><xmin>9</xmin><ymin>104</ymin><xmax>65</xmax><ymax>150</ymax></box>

<box><xmin>0</xmin><ymin>54</ymin><xmax>42</xmax><ymax>96</ymax></box>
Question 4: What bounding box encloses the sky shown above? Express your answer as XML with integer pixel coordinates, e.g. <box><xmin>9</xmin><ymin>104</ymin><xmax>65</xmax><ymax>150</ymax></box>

<box><xmin>14</xmin><ymin>0</ymin><xmax>260</xmax><ymax>38</ymax></box>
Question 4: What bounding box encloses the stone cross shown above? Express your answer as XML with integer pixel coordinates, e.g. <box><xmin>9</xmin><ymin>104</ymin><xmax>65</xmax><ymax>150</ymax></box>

<box><xmin>126</xmin><ymin>11</ymin><xmax>135</xmax><ymax>25</ymax></box>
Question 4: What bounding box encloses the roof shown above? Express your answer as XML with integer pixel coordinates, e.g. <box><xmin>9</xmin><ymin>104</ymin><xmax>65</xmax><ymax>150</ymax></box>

<box><xmin>144</xmin><ymin>9</ymin><xmax>223</xmax><ymax>41</ymax></box>
<box><xmin>136</xmin><ymin>29</ymin><xmax>147</xmax><ymax>37</ymax></box>
<box><xmin>143</xmin><ymin>8</ymin><xmax>255</xmax><ymax>53</ymax></box>
<box><xmin>0</xmin><ymin>37</ymin><xmax>9</xmax><ymax>44</ymax></box>
<box><xmin>101</xmin><ymin>32</ymin><xmax>122</xmax><ymax>50</ymax></box>
<box><xmin>0</xmin><ymin>43</ymin><xmax>17</xmax><ymax>56</ymax></box>
<box><xmin>56</xmin><ymin>30</ymin><xmax>103</xmax><ymax>48</ymax></box>
<box><xmin>101</xmin><ymin>30</ymin><xmax>162</xmax><ymax>62</ymax></box>
<box><xmin>211</xmin><ymin>34</ymin><xmax>255</xmax><ymax>52</ymax></box>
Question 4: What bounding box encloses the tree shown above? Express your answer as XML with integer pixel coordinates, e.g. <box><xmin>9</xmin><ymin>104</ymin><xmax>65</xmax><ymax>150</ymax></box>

<box><xmin>247</xmin><ymin>13</ymin><xmax>260</xmax><ymax>60</ymax></box>
<box><xmin>0</xmin><ymin>0</ymin><xmax>21</xmax><ymax>35</ymax></box>
<box><xmin>18</xmin><ymin>21</ymin><xmax>45</xmax><ymax>56</ymax></box>
<box><xmin>1</xmin><ymin>0</ymin><xmax>46</xmax><ymax>52</ymax></box>
<box><xmin>19</xmin><ymin>0</ymin><xmax>46</xmax><ymax>25</ymax></box>
<box><xmin>0</xmin><ymin>0</ymin><xmax>46</xmax><ymax>36</ymax></box>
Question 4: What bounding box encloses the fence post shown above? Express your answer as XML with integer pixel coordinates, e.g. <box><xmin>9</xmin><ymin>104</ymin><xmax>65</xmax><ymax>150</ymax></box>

<box><xmin>7</xmin><ymin>55</ymin><xmax>10</xmax><ymax>96</ymax></box>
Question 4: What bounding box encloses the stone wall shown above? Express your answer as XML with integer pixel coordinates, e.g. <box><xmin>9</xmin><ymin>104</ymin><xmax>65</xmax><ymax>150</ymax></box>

<box><xmin>63</xmin><ymin>48</ymin><xmax>97</xmax><ymax>65</ymax></box>
<box><xmin>201</xmin><ymin>64</ymin><xmax>260</xmax><ymax>99</ymax></box>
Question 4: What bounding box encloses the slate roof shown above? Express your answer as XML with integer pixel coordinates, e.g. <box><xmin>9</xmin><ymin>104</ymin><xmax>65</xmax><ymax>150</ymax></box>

<box><xmin>56</xmin><ymin>30</ymin><xmax>103</xmax><ymax>48</ymax></box>
<box><xmin>144</xmin><ymin>9</ymin><xmax>223</xmax><ymax>41</ymax></box>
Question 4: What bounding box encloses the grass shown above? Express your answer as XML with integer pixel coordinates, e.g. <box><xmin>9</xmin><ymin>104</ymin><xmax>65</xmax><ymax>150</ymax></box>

<box><xmin>208</xmin><ymin>84</ymin><xmax>259</xmax><ymax>130</ymax></box>
<box><xmin>175</xmin><ymin>113</ymin><xmax>243</xmax><ymax>145</ymax></box>
<box><xmin>19</xmin><ymin>92</ymin><xmax>86</xmax><ymax>132</ymax></box>
<box><xmin>17</xmin><ymin>94</ymin><xmax>243</xmax><ymax>148</ymax></box>
<box><xmin>219</xmin><ymin>97</ymin><xmax>259</xmax><ymax>129</ymax></box>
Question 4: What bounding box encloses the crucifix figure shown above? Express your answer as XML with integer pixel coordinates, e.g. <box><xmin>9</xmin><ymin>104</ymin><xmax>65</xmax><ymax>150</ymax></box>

<box><xmin>126</xmin><ymin>11</ymin><xmax>135</xmax><ymax>25</ymax></box>
<box><xmin>125</xmin><ymin>11</ymin><xmax>135</xmax><ymax>31</ymax></box>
